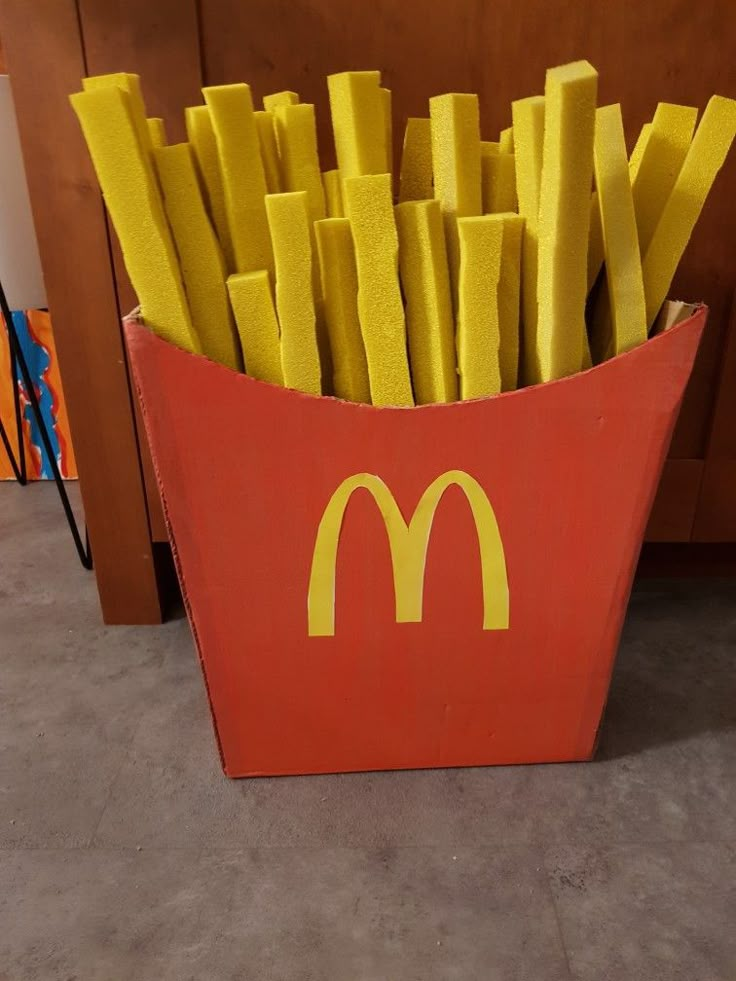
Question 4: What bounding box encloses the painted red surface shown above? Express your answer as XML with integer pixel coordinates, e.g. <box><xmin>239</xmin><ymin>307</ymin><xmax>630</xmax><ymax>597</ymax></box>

<box><xmin>125</xmin><ymin>308</ymin><xmax>705</xmax><ymax>777</ymax></box>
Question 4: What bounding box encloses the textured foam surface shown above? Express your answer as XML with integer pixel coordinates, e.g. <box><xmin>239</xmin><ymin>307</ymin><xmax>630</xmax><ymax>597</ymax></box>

<box><xmin>322</xmin><ymin>170</ymin><xmax>344</xmax><ymax>217</ymax></box>
<box><xmin>632</xmin><ymin>103</ymin><xmax>698</xmax><ymax>256</ymax></box>
<box><xmin>254</xmin><ymin>110</ymin><xmax>282</xmax><ymax>194</ymax></box>
<box><xmin>499</xmin><ymin>126</ymin><xmax>514</xmax><ymax>153</ymax></box>
<box><xmin>226</xmin><ymin>270</ymin><xmax>283</xmax><ymax>385</ymax></box>
<box><xmin>496</xmin><ymin>213</ymin><xmax>524</xmax><ymax>391</ymax></box>
<box><xmin>642</xmin><ymin>95</ymin><xmax>736</xmax><ymax>329</ymax></box>
<box><xmin>380</xmin><ymin>87</ymin><xmax>393</xmax><ymax>173</ymax></box>
<box><xmin>263</xmin><ymin>91</ymin><xmax>299</xmax><ymax>113</ymax></box>
<box><xmin>342</xmin><ymin>174</ymin><xmax>414</xmax><ymax>406</ymax></box>
<box><xmin>481</xmin><ymin>152</ymin><xmax>517</xmax><ymax>213</ymax></box>
<box><xmin>587</xmin><ymin>120</ymin><xmax>655</xmax><ymax>291</ymax></box>
<box><xmin>395</xmin><ymin>199</ymin><xmax>458</xmax><ymax>404</ymax></box>
<box><xmin>82</xmin><ymin>73</ymin><xmax>152</xmax><ymax>157</ymax></box>
<box><xmin>398</xmin><ymin>118</ymin><xmax>433</xmax><ymax>202</ymax></box>
<box><xmin>274</xmin><ymin>103</ymin><xmax>326</xmax><ymax>223</ymax></box>
<box><xmin>590</xmin><ymin>105</ymin><xmax>647</xmax><ymax>360</ymax></box>
<box><xmin>185</xmin><ymin>104</ymin><xmax>234</xmax><ymax>272</ymax></box>
<box><xmin>429</xmin><ymin>93</ymin><xmax>482</xmax><ymax>305</ymax></box>
<box><xmin>70</xmin><ymin>87</ymin><xmax>199</xmax><ymax>354</ymax></box>
<box><xmin>203</xmin><ymin>84</ymin><xmax>273</xmax><ymax>276</ymax></box>
<box><xmin>265</xmin><ymin>191</ymin><xmax>321</xmax><ymax>395</ymax></box>
<box><xmin>327</xmin><ymin>71</ymin><xmax>386</xmax><ymax>179</ymax></box>
<box><xmin>456</xmin><ymin>215</ymin><xmax>504</xmax><ymax>399</ymax></box>
<box><xmin>536</xmin><ymin>61</ymin><xmax>598</xmax><ymax>382</ymax></box>
<box><xmin>511</xmin><ymin>95</ymin><xmax>545</xmax><ymax>384</ymax></box>
<box><xmin>146</xmin><ymin>117</ymin><xmax>167</xmax><ymax>148</ymax></box>
<box><xmin>314</xmin><ymin>218</ymin><xmax>371</xmax><ymax>403</ymax></box>
<box><xmin>153</xmin><ymin>143</ymin><xmax>241</xmax><ymax>370</ymax></box>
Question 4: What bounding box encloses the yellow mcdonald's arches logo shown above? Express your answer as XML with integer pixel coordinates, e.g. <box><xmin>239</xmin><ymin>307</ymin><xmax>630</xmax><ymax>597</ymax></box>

<box><xmin>308</xmin><ymin>469</ymin><xmax>509</xmax><ymax>637</ymax></box>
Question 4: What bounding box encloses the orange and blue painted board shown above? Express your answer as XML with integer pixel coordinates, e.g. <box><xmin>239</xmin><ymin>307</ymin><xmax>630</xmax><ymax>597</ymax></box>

<box><xmin>0</xmin><ymin>310</ymin><xmax>77</xmax><ymax>480</ymax></box>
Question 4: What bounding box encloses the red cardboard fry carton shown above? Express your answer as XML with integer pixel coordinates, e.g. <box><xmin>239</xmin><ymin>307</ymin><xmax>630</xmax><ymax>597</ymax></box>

<box><xmin>124</xmin><ymin>304</ymin><xmax>705</xmax><ymax>777</ymax></box>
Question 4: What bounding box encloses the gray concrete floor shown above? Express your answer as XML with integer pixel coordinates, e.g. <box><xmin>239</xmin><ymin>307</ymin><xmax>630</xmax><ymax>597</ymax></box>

<box><xmin>0</xmin><ymin>482</ymin><xmax>734</xmax><ymax>981</ymax></box>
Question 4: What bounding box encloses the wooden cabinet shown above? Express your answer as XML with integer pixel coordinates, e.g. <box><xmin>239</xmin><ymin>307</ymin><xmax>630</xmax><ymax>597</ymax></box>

<box><xmin>0</xmin><ymin>0</ymin><xmax>734</xmax><ymax>622</ymax></box>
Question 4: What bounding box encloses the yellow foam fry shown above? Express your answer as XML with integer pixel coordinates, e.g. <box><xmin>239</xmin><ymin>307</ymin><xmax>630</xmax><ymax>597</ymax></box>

<box><xmin>536</xmin><ymin>60</ymin><xmax>598</xmax><ymax>382</ymax></box>
<box><xmin>632</xmin><ymin>103</ymin><xmax>698</xmax><ymax>256</ymax></box>
<box><xmin>226</xmin><ymin>270</ymin><xmax>283</xmax><ymax>386</ymax></box>
<box><xmin>265</xmin><ymin>191</ymin><xmax>321</xmax><ymax>395</ymax></box>
<box><xmin>322</xmin><ymin>170</ymin><xmax>344</xmax><ymax>217</ymax></box>
<box><xmin>496</xmin><ymin>213</ymin><xmax>524</xmax><ymax>391</ymax></box>
<box><xmin>147</xmin><ymin>117</ymin><xmax>167</xmax><ymax>148</ymax></box>
<box><xmin>274</xmin><ymin>103</ymin><xmax>326</xmax><ymax>222</ymax></box>
<box><xmin>263</xmin><ymin>91</ymin><xmax>299</xmax><ymax>113</ymax></box>
<box><xmin>254</xmin><ymin>110</ymin><xmax>282</xmax><ymax>194</ymax></box>
<box><xmin>82</xmin><ymin>73</ymin><xmax>151</xmax><ymax>157</ymax></box>
<box><xmin>153</xmin><ymin>143</ymin><xmax>241</xmax><ymax>370</ymax></box>
<box><xmin>590</xmin><ymin>105</ymin><xmax>647</xmax><ymax>360</ymax></box>
<box><xmin>327</xmin><ymin>71</ymin><xmax>386</xmax><ymax>179</ymax></box>
<box><xmin>482</xmin><ymin>152</ymin><xmax>517</xmax><ymax>213</ymax></box>
<box><xmin>587</xmin><ymin>120</ymin><xmax>655</xmax><ymax>291</ymax></box>
<box><xmin>314</xmin><ymin>218</ymin><xmax>371</xmax><ymax>403</ymax></box>
<box><xmin>70</xmin><ymin>87</ymin><xmax>199</xmax><ymax>353</ymax></box>
<box><xmin>499</xmin><ymin>126</ymin><xmax>514</xmax><ymax>153</ymax></box>
<box><xmin>380</xmin><ymin>86</ymin><xmax>393</xmax><ymax>172</ymax></box>
<box><xmin>511</xmin><ymin>95</ymin><xmax>545</xmax><ymax>383</ymax></box>
<box><xmin>342</xmin><ymin>174</ymin><xmax>414</xmax><ymax>407</ymax></box>
<box><xmin>203</xmin><ymin>84</ymin><xmax>273</xmax><ymax>277</ymax></box>
<box><xmin>481</xmin><ymin>140</ymin><xmax>500</xmax><ymax>156</ymax></box>
<box><xmin>185</xmin><ymin>105</ymin><xmax>234</xmax><ymax>272</ymax></box>
<box><xmin>398</xmin><ymin>118</ymin><xmax>433</xmax><ymax>202</ymax></box>
<box><xmin>429</xmin><ymin>93</ymin><xmax>482</xmax><ymax>305</ymax></box>
<box><xmin>456</xmin><ymin>216</ymin><xmax>504</xmax><ymax>399</ymax></box>
<box><xmin>642</xmin><ymin>95</ymin><xmax>736</xmax><ymax>330</ymax></box>
<box><xmin>395</xmin><ymin>199</ymin><xmax>457</xmax><ymax>405</ymax></box>
<box><xmin>629</xmin><ymin>122</ymin><xmax>652</xmax><ymax>181</ymax></box>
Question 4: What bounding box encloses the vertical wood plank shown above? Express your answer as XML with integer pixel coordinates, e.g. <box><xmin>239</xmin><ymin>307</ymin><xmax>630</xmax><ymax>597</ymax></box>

<box><xmin>0</xmin><ymin>0</ymin><xmax>163</xmax><ymax>623</ymax></box>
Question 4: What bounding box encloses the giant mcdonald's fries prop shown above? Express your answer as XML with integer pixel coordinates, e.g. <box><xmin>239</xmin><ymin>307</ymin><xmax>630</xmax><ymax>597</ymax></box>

<box><xmin>71</xmin><ymin>67</ymin><xmax>734</xmax><ymax>395</ymax></box>
<box><xmin>71</xmin><ymin>63</ymin><xmax>731</xmax><ymax>777</ymax></box>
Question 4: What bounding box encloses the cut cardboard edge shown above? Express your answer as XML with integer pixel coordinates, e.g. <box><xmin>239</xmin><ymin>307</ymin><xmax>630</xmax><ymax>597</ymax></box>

<box><xmin>123</xmin><ymin>299</ymin><xmax>707</xmax><ymax>414</ymax></box>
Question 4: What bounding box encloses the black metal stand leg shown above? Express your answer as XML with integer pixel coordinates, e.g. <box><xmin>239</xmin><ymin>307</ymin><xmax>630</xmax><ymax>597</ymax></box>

<box><xmin>0</xmin><ymin>281</ymin><xmax>92</xmax><ymax>570</ymax></box>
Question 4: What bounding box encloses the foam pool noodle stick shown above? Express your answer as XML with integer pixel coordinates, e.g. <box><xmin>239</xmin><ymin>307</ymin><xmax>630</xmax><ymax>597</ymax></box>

<box><xmin>342</xmin><ymin>174</ymin><xmax>414</xmax><ymax>406</ymax></box>
<box><xmin>314</xmin><ymin>218</ymin><xmax>371</xmax><ymax>403</ymax></box>
<box><xmin>203</xmin><ymin>83</ymin><xmax>273</xmax><ymax>277</ymax></box>
<box><xmin>589</xmin><ymin>105</ymin><xmax>647</xmax><ymax>361</ymax></box>
<box><xmin>496</xmin><ymin>213</ymin><xmax>524</xmax><ymax>391</ymax></box>
<box><xmin>82</xmin><ymin>73</ymin><xmax>152</xmax><ymax>154</ymax></box>
<box><xmin>429</xmin><ymin>93</ymin><xmax>482</xmax><ymax>308</ymax></box>
<box><xmin>185</xmin><ymin>104</ymin><xmax>234</xmax><ymax>272</ymax></box>
<box><xmin>226</xmin><ymin>270</ymin><xmax>283</xmax><ymax>385</ymax></box>
<box><xmin>254</xmin><ymin>110</ymin><xmax>282</xmax><ymax>194</ymax></box>
<box><xmin>511</xmin><ymin>95</ymin><xmax>545</xmax><ymax>384</ymax></box>
<box><xmin>394</xmin><ymin>199</ymin><xmax>457</xmax><ymax>404</ymax></box>
<box><xmin>322</xmin><ymin>170</ymin><xmax>344</xmax><ymax>217</ymax></box>
<box><xmin>380</xmin><ymin>87</ymin><xmax>393</xmax><ymax>173</ymax></box>
<box><xmin>398</xmin><ymin>118</ymin><xmax>433</xmax><ymax>202</ymax></box>
<box><xmin>327</xmin><ymin>71</ymin><xmax>387</xmax><ymax>178</ymax></box>
<box><xmin>263</xmin><ymin>91</ymin><xmax>299</xmax><ymax>113</ymax></box>
<box><xmin>274</xmin><ymin>103</ymin><xmax>326</xmax><ymax>222</ymax></box>
<box><xmin>456</xmin><ymin>215</ymin><xmax>504</xmax><ymax>399</ymax></box>
<box><xmin>536</xmin><ymin>60</ymin><xmax>598</xmax><ymax>383</ymax></box>
<box><xmin>632</xmin><ymin>103</ymin><xmax>698</xmax><ymax>257</ymax></box>
<box><xmin>153</xmin><ymin>142</ymin><xmax>241</xmax><ymax>370</ymax></box>
<box><xmin>265</xmin><ymin>191</ymin><xmax>321</xmax><ymax>395</ymax></box>
<box><xmin>147</xmin><ymin>117</ymin><xmax>167</xmax><ymax>148</ymax></box>
<box><xmin>642</xmin><ymin>95</ymin><xmax>736</xmax><ymax>330</ymax></box>
<box><xmin>70</xmin><ymin>85</ymin><xmax>200</xmax><ymax>354</ymax></box>
<box><xmin>482</xmin><ymin>152</ymin><xmax>517</xmax><ymax>213</ymax></box>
